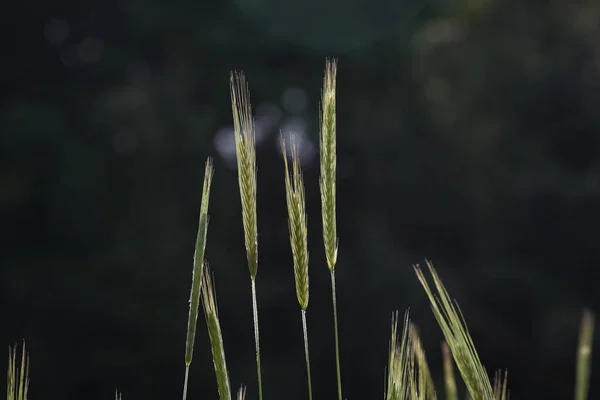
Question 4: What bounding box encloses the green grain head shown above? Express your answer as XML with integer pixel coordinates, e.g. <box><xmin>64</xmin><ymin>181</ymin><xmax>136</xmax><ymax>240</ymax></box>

<box><xmin>415</xmin><ymin>261</ymin><xmax>496</xmax><ymax>400</ymax></box>
<box><xmin>492</xmin><ymin>370</ymin><xmax>509</xmax><ymax>400</ymax></box>
<box><xmin>386</xmin><ymin>311</ymin><xmax>412</xmax><ymax>400</ymax></box>
<box><xmin>409</xmin><ymin>324</ymin><xmax>437</xmax><ymax>400</ymax></box>
<box><xmin>7</xmin><ymin>342</ymin><xmax>29</xmax><ymax>400</ymax></box>
<box><xmin>230</xmin><ymin>72</ymin><xmax>258</xmax><ymax>278</ymax></box>
<box><xmin>281</xmin><ymin>136</ymin><xmax>310</xmax><ymax>311</ymax></box>
<box><xmin>201</xmin><ymin>266</ymin><xmax>232</xmax><ymax>400</ymax></box>
<box><xmin>319</xmin><ymin>59</ymin><xmax>338</xmax><ymax>271</ymax></box>
<box><xmin>442</xmin><ymin>342</ymin><xmax>458</xmax><ymax>400</ymax></box>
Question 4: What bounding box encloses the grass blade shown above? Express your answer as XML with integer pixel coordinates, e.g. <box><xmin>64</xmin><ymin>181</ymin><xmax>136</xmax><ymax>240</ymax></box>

<box><xmin>574</xmin><ymin>309</ymin><xmax>595</xmax><ymax>400</ymax></box>
<box><xmin>183</xmin><ymin>158</ymin><xmax>214</xmax><ymax>399</ymax></box>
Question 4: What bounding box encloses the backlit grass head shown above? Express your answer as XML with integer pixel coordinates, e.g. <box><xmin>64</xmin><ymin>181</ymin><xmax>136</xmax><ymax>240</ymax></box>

<box><xmin>319</xmin><ymin>59</ymin><xmax>338</xmax><ymax>271</ymax></box>
<box><xmin>409</xmin><ymin>324</ymin><xmax>437</xmax><ymax>400</ymax></box>
<box><xmin>7</xmin><ymin>342</ymin><xmax>29</xmax><ymax>400</ymax></box>
<box><xmin>492</xmin><ymin>370</ymin><xmax>509</xmax><ymax>400</ymax></box>
<box><xmin>237</xmin><ymin>386</ymin><xmax>247</xmax><ymax>400</ymax></box>
<box><xmin>386</xmin><ymin>311</ymin><xmax>412</xmax><ymax>400</ymax></box>
<box><xmin>230</xmin><ymin>72</ymin><xmax>258</xmax><ymax>279</ymax></box>
<box><xmin>201</xmin><ymin>265</ymin><xmax>232</xmax><ymax>400</ymax></box>
<box><xmin>415</xmin><ymin>260</ymin><xmax>496</xmax><ymax>400</ymax></box>
<box><xmin>442</xmin><ymin>342</ymin><xmax>458</xmax><ymax>400</ymax></box>
<box><xmin>281</xmin><ymin>136</ymin><xmax>310</xmax><ymax>311</ymax></box>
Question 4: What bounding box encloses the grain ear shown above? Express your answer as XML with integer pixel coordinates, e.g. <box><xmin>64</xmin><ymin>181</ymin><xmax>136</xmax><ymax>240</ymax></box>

<box><xmin>230</xmin><ymin>71</ymin><xmax>264</xmax><ymax>400</ymax></box>
<box><xmin>415</xmin><ymin>260</ymin><xmax>496</xmax><ymax>400</ymax></box>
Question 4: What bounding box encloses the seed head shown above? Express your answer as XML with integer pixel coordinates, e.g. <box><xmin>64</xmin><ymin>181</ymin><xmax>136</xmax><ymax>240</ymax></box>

<box><xmin>281</xmin><ymin>136</ymin><xmax>310</xmax><ymax>311</ymax></box>
<box><xmin>319</xmin><ymin>59</ymin><xmax>338</xmax><ymax>271</ymax></box>
<box><xmin>415</xmin><ymin>260</ymin><xmax>495</xmax><ymax>400</ymax></box>
<box><xmin>230</xmin><ymin>72</ymin><xmax>258</xmax><ymax>278</ymax></box>
<box><xmin>201</xmin><ymin>266</ymin><xmax>232</xmax><ymax>400</ymax></box>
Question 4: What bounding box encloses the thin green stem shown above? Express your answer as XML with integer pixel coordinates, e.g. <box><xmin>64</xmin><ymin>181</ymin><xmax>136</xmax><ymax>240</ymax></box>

<box><xmin>251</xmin><ymin>277</ymin><xmax>264</xmax><ymax>400</ymax></box>
<box><xmin>331</xmin><ymin>269</ymin><xmax>342</xmax><ymax>400</ymax></box>
<box><xmin>182</xmin><ymin>365</ymin><xmax>190</xmax><ymax>400</ymax></box>
<box><xmin>302</xmin><ymin>309</ymin><xmax>313</xmax><ymax>400</ymax></box>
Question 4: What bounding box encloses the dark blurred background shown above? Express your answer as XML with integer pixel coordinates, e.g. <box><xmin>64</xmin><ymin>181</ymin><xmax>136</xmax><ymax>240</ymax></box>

<box><xmin>2</xmin><ymin>0</ymin><xmax>600</xmax><ymax>398</ymax></box>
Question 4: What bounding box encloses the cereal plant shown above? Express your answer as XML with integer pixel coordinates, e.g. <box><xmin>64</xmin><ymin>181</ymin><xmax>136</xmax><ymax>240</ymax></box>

<box><xmin>6</xmin><ymin>61</ymin><xmax>596</xmax><ymax>400</ymax></box>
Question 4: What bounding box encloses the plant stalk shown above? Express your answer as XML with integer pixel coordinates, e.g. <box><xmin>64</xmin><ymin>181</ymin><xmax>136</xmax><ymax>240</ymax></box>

<box><xmin>302</xmin><ymin>309</ymin><xmax>313</xmax><ymax>400</ymax></box>
<box><xmin>182</xmin><ymin>365</ymin><xmax>190</xmax><ymax>400</ymax></box>
<box><xmin>331</xmin><ymin>269</ymin><xmax>342</xmax><ymax>400</ymax></box>
<box><xmin>251</xmin><ymin>277</ymin><xmax>264</xmax><ymax>400</ymax></box>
